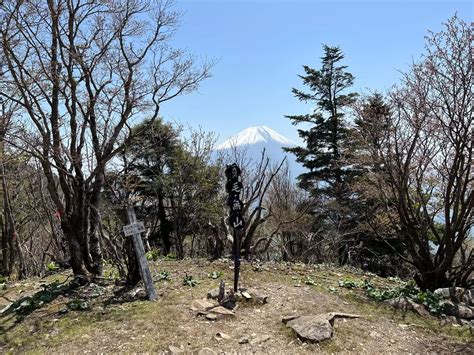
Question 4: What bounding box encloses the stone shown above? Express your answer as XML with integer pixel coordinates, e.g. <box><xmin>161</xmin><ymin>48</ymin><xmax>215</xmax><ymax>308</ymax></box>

<box><xmin>220</xmin><ymin>292</ymin><xmax>237</xmax><ymax>310</ymax></box>
<box><xmin>205</xmin><ymin>313</ymin><xmax>217</xmax><ymax>321</ymax></box>
<box><xmin>285</xmin><ymin>313</ymin><xmax>361</xmax><ymax>343</ymax></box>
<box><xmin>329</xmin><ymin>312</ymin><xmax>362</xmax><ymax>320</ymax></box>
<box><xmin>241</xmin><ymin>291</ymin><xmax>252</xmax><ymax>300</ymax></box>
<box><xmin>191</xmin><ymin>299</ymin><xmax>216</xmax><ymax>312</ymax></box>
<box><xmin>407</xmin><ymin>300</ymin><xmax>431</xmax><ymax>318</ymax></box>
<box><xmin>434</xmin><ymin>287</ymin><xmax>467</xmax><ymax>303</ymax></box>
<box><xmin>215</xmin><ymin>332</ymin><xmax>231</xmax><ymax>340</ymax></box>
<box><xmin>168</xmin><ymin>345</ymin><xmax>184</xmax><ymax>353</ymax></box>
<box><xmin>248</xmin><ymin>289</ymin><xmax>269</xmax><ymax>304</ymax></box>
<box><xmin>0</xmin><ymin>303</ymin><xmax>13</xmax><ymax>315</ymax></box>
<box><xmin>386</xmin><ymin>295</ymin><xmax>412</xmax><ymax>311</ymax></box>
<box><xmin>207</xmin><ymin>306</ymin><xmax>235</xmax><ymax>318</ymax></box>
<box><xmin>218</xmin><ymin>280</ymin><xmax>225</xmax><ymax>303</ymax></box>
<box><xmin>126</xmin><ymin>287</ymin><xmax>146</xmax><ymax>300</ymax></box>
<box><xmin>286</xmin><ymin>315</ymin><xmax>333</xmax><ymax>343</ymax></box>
<box><xmin>462</xmin><ymin>289</ymin><xmax>474</xmax><ymax>306</ymax></box>
<box><xmin>386</xmin><ymin>296</ymin><xmax>430</xmax><ymax>317</ymax></box>
<box><xmin>239</xmin><ymin>337</ymin><xmax>249</xmax><ymax>344</ymax></box>
<box><xmin>207</xmin><ymin>289</ymin><xmax>220</xmax><ymax>300</ymax></box>
<box><xmin>197</xmin><ymin>348</ymin><xmax>216</xmax><ymax>355</ymax></box>
<box><xmin>441</xmin><ymin>301</ymin><xmax>474</xmax><ymax>319</ymax></box>
<box><xmin>456</xmin><ymin>304</ymin><xmax>474</xmax><ymax>320</ymax></box>
<box><xmin>250</xmin><ymin>335</ymin><xmax>270</xmax><ymax>345</ymax></box>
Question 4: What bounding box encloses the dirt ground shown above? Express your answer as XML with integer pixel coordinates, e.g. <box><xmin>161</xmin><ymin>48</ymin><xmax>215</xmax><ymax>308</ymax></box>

<box><xmin>1</xmin><ymin>260</ymin><xmax>472</xmax><ymax>354</ymax></box>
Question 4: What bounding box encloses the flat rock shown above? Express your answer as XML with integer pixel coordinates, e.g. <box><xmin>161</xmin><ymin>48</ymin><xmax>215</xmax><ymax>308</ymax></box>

<box><xmin>205</xmin><ymin>313</ymin><xmax>217</xmax><ymax>321</ymax></box>
<box><xmin>386</xmin><ymin>296</ymin><xmax>431</xmax><ymax>317</ymax></box>
<box><xmin>241</xmin><ymin>291</ymin><xmax>252</xmax><ymax>299</ymax></box>
<box><xmin>0</xmin><ymin>303</ymin><xmax>13</xmax><ymax>315</ymax></box>
<box><xmin>247</xmin><ymin>289</ymin><xmax>269</xmax><ymax>304</ymax></box>
<box><xmin>168</xmin><ymin>345</ymin><xmax>184</xmax><ymax>353</ymax></box>
<box><xmin>442</xmin><ymin>301</ymin><xmax>474</xmax><ymax>319</ymax></box>
<box><xmin>191</xmin><ymin>299</ymin><xmax>216</xmax><ymax>312</ymax></box>
<box><xmin>329</xmin><ymin>312</ymin><xmax>362</xmax><ymax>320</ymax></box>
<box><xmin>285</xmin><ymin>313</ymin><xmax>361</xmax><ymax>343</ymax></box>
<box><xmin>286</xmin><ymin>315</ymin><xmax>333</xmax><ymax>343</ymax></box>
<box><xmin>250</xmin><ymin>335</ymin><xmax>270</xmax><ymax>345</ymax></box>
<box><xmin>208</xmin><ymin>306</ymin><xmax>235</xmax><ymax>318</ymax></box>
<box><xmin>386</xmin><ymin>295</ymin><xmax>412</xmax><ymax>311</ymax></box>
<box><xmin>409</xmin><ymin>301</ymin><xmax>431</xmax><ymax>318</ymax></box>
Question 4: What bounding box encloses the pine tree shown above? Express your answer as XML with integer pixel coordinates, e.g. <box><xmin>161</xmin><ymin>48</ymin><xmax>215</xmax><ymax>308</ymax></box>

<box><xmin>285</xmin><ymin>45</ymin><xmax>357</xmax><ymax>205</ymax></box>
<box><xmin>285</xmin><ymin>45</ymin><xmax>357</xmax><ymax>265</ymax></box>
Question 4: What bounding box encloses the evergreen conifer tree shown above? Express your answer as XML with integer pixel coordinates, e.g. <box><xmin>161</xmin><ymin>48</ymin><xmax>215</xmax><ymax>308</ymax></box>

<box><xmin>285</xmin><ymin>45</ymin><xmax>357</xmax><ymax>206</ymax></box>
<box><xmin>285</xmin><ymin>45</ymin><xmax>358</xmax><ymax>264</ymax></box>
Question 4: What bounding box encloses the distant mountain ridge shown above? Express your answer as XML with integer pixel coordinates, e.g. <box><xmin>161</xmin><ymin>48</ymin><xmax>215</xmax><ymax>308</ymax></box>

<box><xmin>216</xmin><ymin>125</ymin><xmax>303</xmax><ymax>177</ymax></box>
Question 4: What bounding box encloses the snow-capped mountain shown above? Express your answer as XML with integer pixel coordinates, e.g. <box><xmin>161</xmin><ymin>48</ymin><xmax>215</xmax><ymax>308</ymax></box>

<box><xmin>215</xmin><ymin>125</ymin><xmax>303</xmax><ymax>177</ymax></box>
<box><xmin>216</xmin><ymin>125</ymin><xmax>295</xmax><ymax>149</ymax></box>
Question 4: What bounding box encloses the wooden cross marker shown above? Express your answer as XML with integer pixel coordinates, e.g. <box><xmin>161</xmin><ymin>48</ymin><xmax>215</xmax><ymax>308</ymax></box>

<box><xmin>125</xmin><ymin>206</ymin><xmax>157</xmax><ymax>301</ymax></box>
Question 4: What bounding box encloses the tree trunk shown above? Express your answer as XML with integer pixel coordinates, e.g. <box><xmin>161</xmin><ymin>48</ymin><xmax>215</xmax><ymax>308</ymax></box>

<box><xmin>88</xmin><ymin>171</ymin><xmax>105</xmax><ymax>276</ymax></box>
<box><xmin>158</xmin><ymin>192</ymin><xmax>172</xmax><ymax>254</ymax></box>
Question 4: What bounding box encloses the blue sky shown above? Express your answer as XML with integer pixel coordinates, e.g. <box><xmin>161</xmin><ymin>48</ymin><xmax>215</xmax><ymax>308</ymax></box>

<box><xmin>160</xmin><ymin>0</ymin><xmax>472</xmax><ymax>144</ymax></box>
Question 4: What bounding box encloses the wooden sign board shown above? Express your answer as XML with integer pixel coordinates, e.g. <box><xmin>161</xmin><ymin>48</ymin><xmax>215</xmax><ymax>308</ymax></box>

<box><xmin>123</xmin><ymin>221</ymin><xmax>146</xmax><ymax>237</ymax></box>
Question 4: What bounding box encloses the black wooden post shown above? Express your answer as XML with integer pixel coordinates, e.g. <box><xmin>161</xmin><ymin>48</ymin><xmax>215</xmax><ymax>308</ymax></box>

<box><xmin>225</xmin><ymin>163</ymin><xmax>245</xmax><ymax>293</ymax></box>
<box><xmin>233</xmin><ymin>229</ymin><xmax>241</xmax><ymax>292</ymax></box>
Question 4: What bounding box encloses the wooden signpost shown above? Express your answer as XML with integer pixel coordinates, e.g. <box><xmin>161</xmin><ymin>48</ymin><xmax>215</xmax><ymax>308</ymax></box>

<box><xmin>225</xmin><ymin>163</ymin><xmax>245</xmax><ymax>292</ymax></box>
<box><xmin>124</xmin><ymin>206</ymin><xmax>157</xmax><ymax>301</ymax></box>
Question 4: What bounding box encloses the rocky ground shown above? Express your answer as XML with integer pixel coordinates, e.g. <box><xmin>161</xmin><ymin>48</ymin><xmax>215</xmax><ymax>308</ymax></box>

<box><xmin>0</xmin><ymin>260</ymin><xmax>472</xmax><ymax>353</ymax></box>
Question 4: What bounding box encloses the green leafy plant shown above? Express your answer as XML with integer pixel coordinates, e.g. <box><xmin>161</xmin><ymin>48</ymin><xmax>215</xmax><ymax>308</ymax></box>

<box><xmin>207</xmin><ymin>271</ymin><xmax>223</xmax><ymax>279</ymax></box>
<box><xmin>104</xmin><ymin>269</ymin><xmax>120</xmax><ymax>280</ymax></box>
<box><xmin>67</xmin><ymin>299</ymin><xmax>89</xmax><ymax>311</ymax></box>
<box><xmin>164</xmin><ymin>253</ymin><xmax>177</xmax><ymax>261</ymax></box>
<box><xmin>182</xmin><ymin>274</ymin><xmax>198</xmax><ymax>287</ymax></box>
<box><xmin>338</xmin><ymin>277</ymin><xmax>445</xmax><ymax>316</ymax></box>
<box><xmin>303</xmin><ymin>276</ymin><xmax>317</xmax><ymax>286</ymax></box>
<box><xmin>46</xmin><ymin>261</ymin><xmax>59</xmax><ymax>272</ymax></box>
<box><xmin>338</xmin><ymin>278</ymin><xmax>360</xmax><ymax>289</ymax></box>
<box><xmin>145</xmin><ymin>248</ymin><xmax>160</xmax><ymax>261</ymax></box>
<box><xmin>157</xmin><ymin>271</ymin><xmax>171</xmax><ymax>281</ymax></box>
<box><xmin>9</xmin><ymin>281</ymin><xmax>71</xmax><ymax>315</ymax></box>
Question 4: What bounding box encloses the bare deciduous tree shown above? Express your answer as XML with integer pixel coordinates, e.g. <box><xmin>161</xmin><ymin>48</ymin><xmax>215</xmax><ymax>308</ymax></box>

<box><xmin>0</xmin><ymin>0</ymin><xmax>211</xmax><ymax>278</ymax></box>
<box><xmin>356</xmin><ymin>16</ymin><xmax>472</xmax><ymax>290</ymax></box>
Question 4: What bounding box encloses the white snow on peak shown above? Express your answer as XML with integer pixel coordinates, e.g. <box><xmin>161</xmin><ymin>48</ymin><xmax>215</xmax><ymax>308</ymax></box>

<box><xmin>216</xmin><ymin>125</ymin><xmax>296</xmax><ymax>150</ymax></box>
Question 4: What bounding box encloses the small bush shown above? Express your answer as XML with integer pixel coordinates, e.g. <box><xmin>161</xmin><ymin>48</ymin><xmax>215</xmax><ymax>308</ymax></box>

<box><xmin>46</xmin><ymin>261</ymin><xmax>59</xmax><ymax>272</ymax></box>
<box><xmin>303</xmin><ymin>276</ymin><xmax>317</xmax><ymax>286</ymax></box>
<box><xmin>182</xmin><ymin>274</ymin><xmax>198</xmax><ymax>287</ymax></box>
<box><xmin>146</xmin><ymin>248</ymin><xmax>160</xmax><ymax>261</ymax></box>
<box><xmin>104</xmin><ymin>269</ymin><xmax>120</xmax><ymax>280</ymax></box>
<box><xmin>338</xmin><ymin>277</ymin><xmax>445</xmax><ymax>315</ymax></box>
<box><xmin>67</xmin><ymin>299</ymin><xmax>89</xmax><ymax>311</ymax></box>
<box><xmin>157</xmin><ymin>271</ymin><xmax>171</xmax><ymax>281</ymax></box>
<box><xmin>164</xmin><ymin>253</ymin><xmax>177</xmax><ymax>261</ymax></box>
